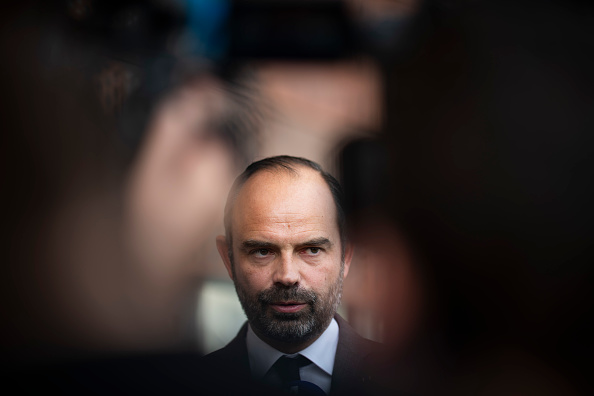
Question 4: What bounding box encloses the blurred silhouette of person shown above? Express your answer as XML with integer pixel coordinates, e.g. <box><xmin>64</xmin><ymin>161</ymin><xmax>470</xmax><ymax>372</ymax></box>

<box><xmin>0</xmin><ymin>1</ymin><xmax>261</xmax><ymax>393</ymax></box>
<box><xmin>340</xmin><ymin>1</ymin><xmax>594</xmax><ymax>395</ymax></box>
<box><xmin>207</xmin><ymin>156</ymin><xmax>383</xmax><ymax>396</ymax></box>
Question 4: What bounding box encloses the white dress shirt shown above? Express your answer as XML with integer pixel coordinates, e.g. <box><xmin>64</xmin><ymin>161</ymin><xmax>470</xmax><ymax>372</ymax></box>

<box><xmin>246</xmin><ymin>318</ymin><xmax>340</xmax><ymax>395</ymax></box>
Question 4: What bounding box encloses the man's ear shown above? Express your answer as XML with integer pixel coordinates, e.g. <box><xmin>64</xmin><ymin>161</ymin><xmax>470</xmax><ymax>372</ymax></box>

<box><xmin>342</xmin><ymin>242</ymin><xmax>354</xmax><ymax>279</ymax></box>
<box><xmin>216</xmin><ymin>235</ymin><xmax>234</xmax><ymax>280</ymax></box>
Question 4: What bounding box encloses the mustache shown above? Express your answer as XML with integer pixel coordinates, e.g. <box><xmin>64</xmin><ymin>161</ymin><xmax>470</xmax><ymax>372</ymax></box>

<box><xmin>258</xmin><ymin>285</ymin><xmax>317</xmax><ymax>305</ymax></box>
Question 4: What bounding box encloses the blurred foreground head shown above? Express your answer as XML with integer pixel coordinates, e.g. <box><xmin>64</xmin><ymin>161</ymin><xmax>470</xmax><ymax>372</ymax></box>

<box><xmin>0</xmin><ymin>3</ymin><xmax>257</xmax><ymax>362</ymax></box>
<box><xmin>341</xmin><ymin>0</ymin><xmax>594</xmax><ymax>394</ymax></box>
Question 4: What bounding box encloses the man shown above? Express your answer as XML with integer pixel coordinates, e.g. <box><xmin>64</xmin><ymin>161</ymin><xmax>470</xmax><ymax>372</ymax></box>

<box><xmin>206</xmin><ymin>156</ymin><xmax>381</xmax><ymax>396</ymax></box>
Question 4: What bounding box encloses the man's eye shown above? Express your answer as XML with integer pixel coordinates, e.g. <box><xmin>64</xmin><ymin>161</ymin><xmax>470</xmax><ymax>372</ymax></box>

<box><xmin>253</xmin><ymin>249</ymin><xmax>271</xmax><ymax>257</ymax></box>
<box><xmin>305</xmin><ymin>247</ymin><xmax>321</xmax><ymax>255</ymax></box>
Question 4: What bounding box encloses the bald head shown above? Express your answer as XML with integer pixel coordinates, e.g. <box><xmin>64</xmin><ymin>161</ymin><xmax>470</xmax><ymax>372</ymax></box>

<box><xmin>223</xmin><ymin>156</ymin><xmax>346</xmax><ymax>260</ymax></box>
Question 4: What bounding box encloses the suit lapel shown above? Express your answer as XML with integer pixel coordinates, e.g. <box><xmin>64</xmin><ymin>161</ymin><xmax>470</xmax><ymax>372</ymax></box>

<box><xmin>205</xmin><ymin>322</ymin><xmax>251</xmax><ymax>382</ymax></box>
<box><xmin>204</xmin><ymin>322</ymin><xmax>293</xmax><ymax>395</ymax></box>
<box><xmin>330</xmin><ymin>315</ymin><xmax>376</xmax><ymax>396</ymax></box>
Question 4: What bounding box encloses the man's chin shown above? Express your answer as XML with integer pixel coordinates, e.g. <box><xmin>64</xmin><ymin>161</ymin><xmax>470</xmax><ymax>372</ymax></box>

<box><xmin>253</xmin><ymin>314</ymin><xmax>316</xmax><ymax>342</ymax></box>
<box><xmin>263</xmin><ymin>325</ymin><xmax>316</xmax><ymax>344</ymax></box>
<box><xmin>262</xmin><ymin>307</ymin><xmax>308</xmax><ymax>326</ymax></box>
<box><xmin>269</xmin><ymin>311</ymin><xmax>304</xmax><ymax>321</ymax></box>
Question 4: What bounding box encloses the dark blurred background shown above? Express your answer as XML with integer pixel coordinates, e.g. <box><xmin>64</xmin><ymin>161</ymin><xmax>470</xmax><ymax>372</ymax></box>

<box><xmin>1</xmin><ymin>0</ymin><xmax>593</xmax><ymax>394</ymax></box>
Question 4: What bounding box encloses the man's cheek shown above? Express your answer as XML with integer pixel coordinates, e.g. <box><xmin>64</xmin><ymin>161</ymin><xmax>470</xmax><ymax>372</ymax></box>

<box><xmin>237</xmin><ymin>276</ymin><xmax>263</xmax><ymax>301</ymax></box>
<box><xmin>246</xmin><ymin>269</ymin><xmax>274</xmax><ymax>291</ymax></box>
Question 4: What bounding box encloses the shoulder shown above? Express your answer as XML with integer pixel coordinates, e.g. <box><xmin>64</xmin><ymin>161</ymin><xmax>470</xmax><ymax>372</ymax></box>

<box><xmin>201</xmin><ymin>323</ymin><xmax>291</xmax><ymax>396</ymax></box>
<box><xmin>334</xmin><ymin>314</ymin><xmax>382</xmax><ymax>359</ymax></box>
<box><xmin>200</xmin><ymin>322</ymin><xmax>264</xmax><ymax>394</ymax></box>
<box><xmin>203</xmin><ymin>322</ymin><xmax>250</xmax><ymax>366</ymax></box>
<box><xmin>331</xmin><ymin>315</ymin><xmax>388</xmax><ymax>396</ymax></box>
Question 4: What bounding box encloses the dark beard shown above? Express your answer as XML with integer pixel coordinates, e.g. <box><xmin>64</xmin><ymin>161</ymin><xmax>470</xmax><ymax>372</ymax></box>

<box><xmin>234</xmin><ymin>270</ymin><xmax>344</xmax><ymax>344</ymax></box>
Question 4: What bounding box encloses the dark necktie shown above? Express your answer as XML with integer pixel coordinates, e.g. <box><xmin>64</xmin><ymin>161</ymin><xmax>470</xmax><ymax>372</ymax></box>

<box><xmin>270</xmin><ymin>355</ymin><xmax>326</xmax><ymax>395</ymax></box>
<box><xmin>272</xmin><ymin>355</ymin><xmax>309</xmax><ymax>388</ymax></box>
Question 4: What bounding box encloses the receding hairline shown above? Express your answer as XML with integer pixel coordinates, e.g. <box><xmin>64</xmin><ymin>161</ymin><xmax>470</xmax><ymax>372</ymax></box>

<box><xmin>226</xmin><ymin>163</ymin><xmax>330</xmax><ymax>226</ymax></box>
<box><xmin>222</xmin><ymin>155</ymin><xmax>347</xmax><ymax>262</ymax></box>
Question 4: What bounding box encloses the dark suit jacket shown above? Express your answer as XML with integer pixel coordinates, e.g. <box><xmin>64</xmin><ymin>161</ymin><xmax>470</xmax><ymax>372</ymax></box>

<box><xmin>203</xmin><ymin>314</ymin><xmax>383</xmax><ymax>396</ymax></box>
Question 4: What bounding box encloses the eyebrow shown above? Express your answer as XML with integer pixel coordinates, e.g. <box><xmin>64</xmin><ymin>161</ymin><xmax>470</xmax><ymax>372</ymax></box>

<box><xmin>239</xmin><ymin>237</ymin><xmax>332</xmax><ymax>251</ymax></box>
<box><xmin>240</xmin><ymin>240</ymin><xmax>277</xmax><ymax>251</ymax></box>
<box><xmin>298</xmin><ymin>237</ymin><xmax>332</xmax><ymax>249</ymax></box>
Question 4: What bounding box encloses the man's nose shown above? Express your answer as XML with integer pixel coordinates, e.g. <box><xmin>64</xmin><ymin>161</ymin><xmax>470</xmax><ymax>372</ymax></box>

<box><xmin>272</xmin><ymin>252</ymin><xmax>300</xmax><ymax>286</ymax></box>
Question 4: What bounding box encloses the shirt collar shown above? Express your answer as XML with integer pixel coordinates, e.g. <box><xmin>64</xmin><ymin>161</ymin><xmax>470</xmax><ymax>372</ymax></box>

<box><xmin>246</xmin><ymin>317</ymin><xmax>339</xmax><ymax>379</ymax></box>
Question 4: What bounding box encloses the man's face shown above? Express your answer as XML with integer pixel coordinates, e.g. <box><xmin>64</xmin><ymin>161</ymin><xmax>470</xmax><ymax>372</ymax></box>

<box><xmin>217</xmin><ymin>167</ymin><xmax>351</xmax><ymax>348</ymax></box>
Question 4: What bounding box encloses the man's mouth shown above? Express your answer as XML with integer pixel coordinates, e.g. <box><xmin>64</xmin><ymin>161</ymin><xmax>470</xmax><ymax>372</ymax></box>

<box><xmin>269</xmin><ymin>301</ymin><xmax>307</xmax><ymax>313</ymax></box>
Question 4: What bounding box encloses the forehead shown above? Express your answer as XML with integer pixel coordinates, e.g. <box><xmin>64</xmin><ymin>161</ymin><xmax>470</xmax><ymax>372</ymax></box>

<box><xmin>231</xmin><ymin>167</ymin><xmax>338</xmax><ymax>239</ymax></box>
